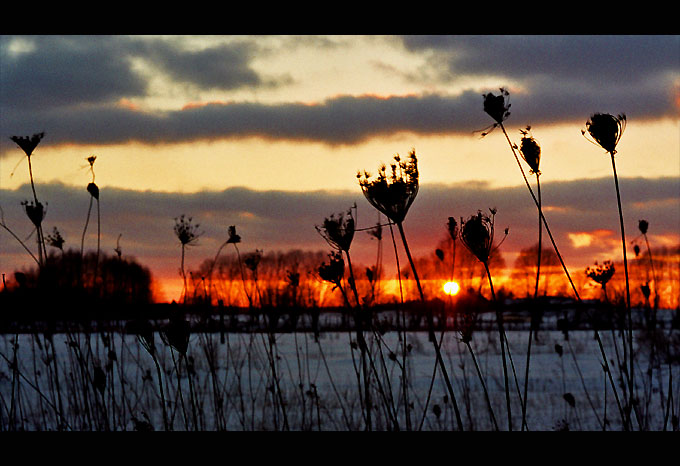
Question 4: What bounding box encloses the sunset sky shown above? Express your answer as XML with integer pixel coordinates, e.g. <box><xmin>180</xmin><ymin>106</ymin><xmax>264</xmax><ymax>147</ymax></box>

<box><xmin>1</xmin><ymin>35</ymin><xmax>679</xmax><ymax>302</ymax></box>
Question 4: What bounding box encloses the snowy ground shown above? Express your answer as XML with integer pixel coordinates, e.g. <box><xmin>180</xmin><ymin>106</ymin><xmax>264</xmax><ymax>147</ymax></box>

<box><xmin>1</xmin><ymin>321</ymin><xmax>678</xmax><ymax>431</ymax></box>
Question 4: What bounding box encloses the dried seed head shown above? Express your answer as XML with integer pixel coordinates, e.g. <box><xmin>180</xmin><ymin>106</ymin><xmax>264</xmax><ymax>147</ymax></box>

<box><xmin>21</xmin><ymin>200</ymin><xmax>46</xmax><ymax>228</ymax></box>
<box><xmin>638</xmin><ymin>219</ymin><xmax>649</xmax><ymax>235</ymax></box>
<box><xmin>358</xmin><ymin>149</ymin><xmax>419</xmax><ymax>224</ymax></box>
<box><xmin>316</xmin><ymin>205</ymin><xmax>356</xmax><ymax>252</ymax></box>
<box><xmin>174</xmin><ymin>215</ymin><xmax>201</xmax><ymax>246</ymax></box>
<box><xmin>583</xmin><ymin>113</ymin><xmax>626</xmax><ymax>154</ymax></box>
<box><xmin>483</xmin><ymin>88</ymin><xmax>511</xmax><ymax>125</ymax></box>
<box><xmin>460</xmin><ymin>210</ymin><xmax>496</xmax><ymax>264</ymax></box>
<box><xmin>519</xmin><ymin>127</ymin><xmax>541</xmax><ymax>174</ymax></box>
<box><xmin>640</xmin><ymin>283</ymin><xmax>651</xmax><ymax>300</ymax></box>
<box><xmin>318</xmin><ymin>251</ymin><xmax>345</xmax><ymax>286</ymax></box>
<box><xmin>10</xmin><ymin>132</ymin><xmax>45</xmax><ymax>157</ymax></box>
<box><xmin>227</xmin><ymin>225</ymin><xmax>241</xmax><ymax>244</ymax></box>
<box><xmin>87</xmin><ymin>182</ymin><xmax>99</xmax><ymax>200</ymax></box>
<box><xmin>46</xmin><ymin>226</ymin><xmax>65</xmax><ymax>251</ymax></box>
<box><xmin>585</xmin><ymin>260</ymin><xmax>615</xmax><ymax>286</ymax></box>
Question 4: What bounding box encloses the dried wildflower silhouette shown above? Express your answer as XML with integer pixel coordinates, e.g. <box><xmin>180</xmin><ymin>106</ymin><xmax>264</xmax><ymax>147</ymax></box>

<box><xmin>316</xmin><ymin>204</ymin><xmax>362</xmax><ymax>308</ymax></box>
<box><xmin>10</xmin><ymin>132</ymin><xmax>45</xmax><ymax>158</ymax></box>
<box><xmin>21</xmin><ymin>199</ymin><xmax>46</xmax><ymax>230</ymax></box>
<box><xmin>583</xmin><ymin>113</ymin><xmax>626</xmax><ymax>155</ymax></box>
<box><xmin>633</xmin><ymin>219</ymin><xmax>659</xmax><ymax>316</ymax></box>
<box><xmin>519</xmin><ymin>126</ymin><xmax>541</xmax><ymax>175</ymax></box>
<box><xmin>516</xmin><ymin>126</ymin><xmax>544</xmax><ymax>430</ymax></box>
<box><xmin>46</xmin><ymin>227</ymin><xmax>65</xmax><ymax>252</ymax></box>
<box><xmin>174</xmin><ymin>215</ymin><xmax>202</xmax><ymax>304</ymax></box>
<box><xmin>480</xmin><ymin>90</ymin><xmax>581</xmax><ymax>307</ymax></box>
<box><xmin>207</xmin><ymin>225</ymin><xmax>241</xmax><ymax>303</ymax></box>
<box><xmin>459</xmin><ymin>208</ymin><xmax>508</xmax><ymax>265</ymax></box>
<box><xmin>480</xmin><ymin>91</ymin><xmax>626</xmax><ymax>428</ymax></box>
<box><xmin>316</xmin><ymin>204</ymin><xmax>356</xmax><ymax>253</ymax></box>
<box><xmin>227</xmin><ymin>225</ymin><xmax>241</xmax><ymax>244</ymax></box>
<box><xmin>583</xmin><ymin>112</ymin><xmax>634</xmax><ymax>427</ymax></box>
<box><xmin>359</xmin><ymin>149</ymin><xmax>463</xmax><ymax>431</ymax></box>
<box><xmin>358</xmin><ymin>150</ymin><xmax>419</xmax><ymax>225</ymax></box>
<box><xmin>586</xmin><ymin>260</ymin><xmax>616</xmax><ymax>302</ymax></box>
<box><xmin>11</xmin><ymin>133</ymin><xmax>47</xmax><ymax>265</ymax></box>
<box><xmin>481</xmin><ymin>88</ymin><xmax>511</xmax><ymax>136</ymax></box>
<box><xmin>316</xmin><ymin>205</ymin><xmax>373</xmax><ymax>429</ymax></box>
<box><xmin>460</xmin><ymin>208</ymin><xmax>514</xmax><ymax>430</ymax></box>
<box><xmin>318</xmin><ymin>251</ymin><xmax>346</xmax><ymax>298</ymax></box>
<box><xmin>81</xmin><ymin>156</ymin><xmax>101</xmax><ymax>274</ymax></box>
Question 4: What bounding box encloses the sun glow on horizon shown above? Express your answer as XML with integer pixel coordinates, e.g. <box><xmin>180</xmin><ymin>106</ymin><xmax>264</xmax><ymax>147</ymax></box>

<box><xmin>443</xmin><ymin>281</ymin><xmax>460</xmax><ymax>296</ymax></box>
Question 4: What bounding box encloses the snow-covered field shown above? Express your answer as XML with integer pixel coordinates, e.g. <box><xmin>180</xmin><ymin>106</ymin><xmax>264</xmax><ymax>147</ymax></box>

<box><xmin>1</xmin><ymin>320</ymin><xmax>678</xmax><ymax>431</ymax></box>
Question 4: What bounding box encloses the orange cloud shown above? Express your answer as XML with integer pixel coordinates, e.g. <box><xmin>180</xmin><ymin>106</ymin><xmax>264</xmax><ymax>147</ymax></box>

<box><xmin>568</xmin><ymin>229</ymin><xmax>615</xmax><ymax>248</ymax></box>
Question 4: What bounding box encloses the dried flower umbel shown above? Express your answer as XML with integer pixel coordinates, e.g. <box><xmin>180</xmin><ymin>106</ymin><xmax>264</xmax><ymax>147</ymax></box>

<box><xmin>316</xmin><ymin>205</ymin><xmax>356</xmax><ymax>253</ymax></box>
<box><xmin>585</xmin><ymin>260</ymin><xmax>616</xmax><ymax>287</ymax></box>
<box><xmin>46</xmin><ymin>227</ymin><xmax>65</xmax><ymax>251</ymax></box>
<box><xmin>174</xmin><ymin>215</ymin><xmax>202</xmax><ymax>303</ymax></box>
<box><xmin>583</xmin><ymin>113</ymin><xmax>626</xmax><ymax>155</ymax></box>
<box><xmin>518</xmin><ymin>127</ymin><xmax>541</xmax><ymax>174</ymax></box>
<box><xmin>318</xmin><ymin>251</ymin><xmax>345</xmax><ymax>289</ymax></box>
<box><xmin>357</xmin><ymin>150</ymin><xmax>419</xmax><ymax>225</ymax></box>
<box><xmin>21</xmin><ymin>200</ymin><xmax>46</xmax><ymax>229</ymax></box>
<box><xmin>459</xmin><ymin>209</ymin><xmax>496</xmax><ymax>264</ymax></box>
<box><xmin>227</xmin><ymin>225</ymin><xmax>241</xmax><ymax>244</ymax></box>
<box><xmin>638</xmin><ymin>219</ymin><xmax>649</xmax><ymax>235</ymax></box>
<box><xmin>481</xmin><ymin>88</ymin><xmax>511</xmax><ymax>136</ymax></box>
<box><xmin>10</xmin><ymin>132</ymin><xmax>45</xmax><ymax>158</ymax></box>
<box><xmin>174</xmin><ymin>215</ymin><xmax>201</xmax><ymax>247</ymax></box>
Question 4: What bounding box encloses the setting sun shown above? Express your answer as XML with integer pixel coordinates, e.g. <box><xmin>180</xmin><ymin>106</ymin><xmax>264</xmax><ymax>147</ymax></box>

<box><xmin>443</xmin><ymin>281</ymin><xmax>460</xmax><ymax>296</ymax></box>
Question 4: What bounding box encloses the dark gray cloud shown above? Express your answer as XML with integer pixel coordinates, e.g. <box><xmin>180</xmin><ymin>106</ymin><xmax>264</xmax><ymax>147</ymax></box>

<box><xmin>2</xmin><ymin>84</ymin><xmax>674</xmax><ymax>152</ymax></box>
<box><xmin>0</xmin><ymin>35</ymin><xmax>677</xmax><ymax>151</ymax></box>
<box><xmin>2</xmin><ymin>177</ymin><xmax>678</xmax><ymax>281</ymax></box>
<box><xmin>400</xmin><ymin>35</ymin><xmax>679</xmax><ymax>85</ymax></box>
<box><xmin>128</xmin><ymin>37</ymin><xmax>273</xmax><ymax>90</ymax></box>
<box><xmin>0</xmin><ymin>35</ymin><xmax>282</xmax><ymax>112</ymax></box>
<box><xmin>0</xmin><ymin>35</ymin><xmax>148</xmax><ymax>110</ymax></box>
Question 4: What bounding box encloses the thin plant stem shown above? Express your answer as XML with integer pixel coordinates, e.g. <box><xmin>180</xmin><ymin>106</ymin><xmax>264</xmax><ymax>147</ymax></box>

<box><xmin>522</xmin><ymin>172</ymin><xmax>541</xmax><ymax>431</ymax></box>
<box><xmin>610</xmin><ymin>152</ymin><xmax>635</xmax><ymax>426</ymax></box>
<box><xmin>396</xmin><ymin>221</ymin><xmax>464</xmax><ymax>431</ymax></box>
<box><xmin>498</xmin><ymin>123</ymin><xmax>625</xmax><ymax>423</ymax></box>
<box><xmin>387</xmin><ymin>221</ymin><xmax>412</xmax><ymax>430</ymax></box>
<box><xmin>484</xmin><ymin>261</ymin><xmax>512</xmax><ymax>431</ymax></box>
<box><xmin>465</xmin><ymin>341</ymin><xmax>499</xmax><ymax>431</ymax></box>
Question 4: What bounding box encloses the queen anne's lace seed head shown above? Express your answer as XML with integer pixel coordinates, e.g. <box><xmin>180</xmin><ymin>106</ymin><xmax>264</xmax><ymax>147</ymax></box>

<box><xmin>583</xmin><ymin>113</ymin><xmax>626</xmax><ymax>154</ymax></box>
<box><xmin>358</xmin><ymin>150</ymin><xmax>419</xmax><ymax>225</ymax></box>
